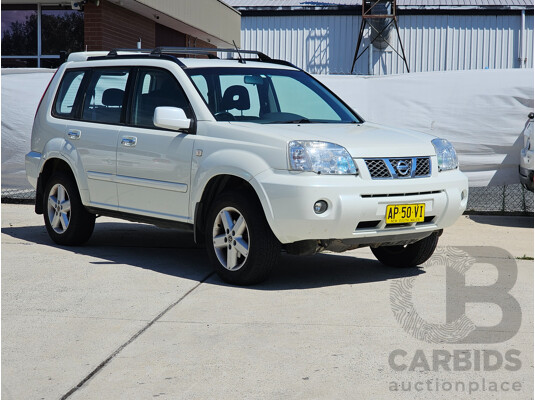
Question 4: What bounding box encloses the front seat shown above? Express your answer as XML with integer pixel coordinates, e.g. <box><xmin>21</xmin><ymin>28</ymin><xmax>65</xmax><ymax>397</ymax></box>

<box><xmin>221</xmin><ymin>85</ymin><xmax>250</xmax><ymax>118</ymax></box>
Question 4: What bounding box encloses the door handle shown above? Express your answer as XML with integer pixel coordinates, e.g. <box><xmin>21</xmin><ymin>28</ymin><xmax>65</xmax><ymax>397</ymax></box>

<box><xmin>121</xmin><ymin>136</ymin><xmax>137</xmax><ymax>147</ymax></box>
<box><xmin>67</xmin><ymin>129</ymin><xmax>81</xmax><ymax>140</ymax></box>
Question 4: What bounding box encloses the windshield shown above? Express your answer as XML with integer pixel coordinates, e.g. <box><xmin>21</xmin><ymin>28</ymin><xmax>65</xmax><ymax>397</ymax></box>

<box><xmin>186</xmin><ymin>67</ymin><xmax>361</xmax><ymax>124</ymax></box>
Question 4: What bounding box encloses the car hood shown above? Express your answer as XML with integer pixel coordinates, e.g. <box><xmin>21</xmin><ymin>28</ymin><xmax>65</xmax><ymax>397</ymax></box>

<box><xmin>229</xmin><ymin>121</ymin><xmax>437</xmax><ymax>158</ymax></box>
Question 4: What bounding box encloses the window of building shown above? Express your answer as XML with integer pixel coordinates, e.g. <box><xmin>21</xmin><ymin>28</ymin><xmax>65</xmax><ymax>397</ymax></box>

<box><xmin>1</xmin><ymin>4</ymin><xmax>83</xmax><ymax>68</ymax></box>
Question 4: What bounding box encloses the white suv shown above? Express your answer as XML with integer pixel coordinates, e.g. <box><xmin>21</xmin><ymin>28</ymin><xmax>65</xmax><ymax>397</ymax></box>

<box><xmin>26</xmin><ymin>48</ymin><xmax>468</xmax><ymax>285</ymax></box>
<box><xmin>520</xmin><ymin>112</ymin><xmax>534</xmax><ymax>192</ymax></box>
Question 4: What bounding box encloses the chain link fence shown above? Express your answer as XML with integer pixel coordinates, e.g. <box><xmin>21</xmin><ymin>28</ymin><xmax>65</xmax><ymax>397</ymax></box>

<box><xmin>2</xmin><ymin>184</ymin><xmax>533</xmax><ymax>214</ymax></box>
<box><xmin>2</xmin><ymin>188</ymin><xmax>36</xmax><ymax>203</ymax></box>
<box><xmin>466</xmin><ymin>184</ymin><xmax>533</xmax><ymax>214</ymax></box>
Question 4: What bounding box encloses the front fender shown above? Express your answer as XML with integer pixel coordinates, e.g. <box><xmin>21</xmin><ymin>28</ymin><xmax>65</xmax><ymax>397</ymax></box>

<box><xmin>191</xmin><ymin>148</ymin><xmax>271</xmax><ymax>204</ymax></box>
<box><xmin>190</xmin><ymin>149</ymin><xmax>278</xmax><ymax>232</ymax></box>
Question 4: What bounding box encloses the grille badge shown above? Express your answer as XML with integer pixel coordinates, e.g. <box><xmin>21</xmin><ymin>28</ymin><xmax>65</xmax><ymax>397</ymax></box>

<box><xmin>395</xmin><ymin>160</ymin><xmax>410</xmax><ymax>176</ymax></box>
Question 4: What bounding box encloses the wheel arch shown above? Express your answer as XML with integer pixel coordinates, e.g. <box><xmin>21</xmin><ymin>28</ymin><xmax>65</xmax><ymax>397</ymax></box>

<box><xmin>36</xmin><ymin>157</ymin><xmax>78</xmax><ymax>214</ymax></box>
<box><xmin>193</xmin><ymin>173</ymin><xmax>275</xmax><ymax>244</ymax></box>
<box><xmin>36</xmin><ymin>136</ymin><xmax>90</xmax><ymax>213</ymax></box>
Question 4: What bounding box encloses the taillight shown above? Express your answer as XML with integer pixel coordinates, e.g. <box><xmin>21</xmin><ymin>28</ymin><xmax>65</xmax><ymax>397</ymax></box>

<box><xmin>35</xmin><ymin>69</ymin><xmax>59</xmax><ymax>119</ymax></box>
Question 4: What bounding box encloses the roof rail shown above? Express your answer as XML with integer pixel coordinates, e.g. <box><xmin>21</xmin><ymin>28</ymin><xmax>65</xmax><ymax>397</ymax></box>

<box><xmin>150</xmin><ymin>47</ymin><xmax>272</xmax><ymax>61</ymax></box>
<box><xmin>107</xmin><ymin>48</ymin><xmax>154</xmax><ymax>56</ymax></box>
<box><xmin>151</xmin><ymin>47</ymin><xmax>219</xmax><ymax>59</ymax></box>
<box><xmin>100</xmin><ymin>47</ymin><xmax>299</xmax><ymax>69</ymax></box>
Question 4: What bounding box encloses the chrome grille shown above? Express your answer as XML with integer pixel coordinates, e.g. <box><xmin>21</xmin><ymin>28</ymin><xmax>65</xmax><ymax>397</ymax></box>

<box><xmin>365</xmin><ymin>157</ymin><xmax>431</xmax><ymax>179</ymax></box>
<box><xmin>365</xmin><ymin>159</ymin><xmax>391</xmax><ymax>178</ymax></box>
<box><xmin>415</xmin><ymin>157</ymin><xmax>431</xmax><ymax>176</ymax></box>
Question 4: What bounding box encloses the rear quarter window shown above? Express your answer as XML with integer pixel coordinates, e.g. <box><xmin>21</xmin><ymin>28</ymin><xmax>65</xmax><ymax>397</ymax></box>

<box><xmin>53</xmin><ymin>70</ymin><xmax>86</xmax><ymax>118</ymax></box>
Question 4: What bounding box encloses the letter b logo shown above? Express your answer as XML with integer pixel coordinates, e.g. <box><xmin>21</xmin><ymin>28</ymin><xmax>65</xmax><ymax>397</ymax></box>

<box><xmin>390</xmin><ymin>247</ymin><xmax>521</xmax><ymax>344</ymax></box>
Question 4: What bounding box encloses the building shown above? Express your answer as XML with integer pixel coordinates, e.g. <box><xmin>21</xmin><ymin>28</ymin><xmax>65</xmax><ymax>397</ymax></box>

<box><xmin>1</xmin><ymin>0</ymin><xmax>241</xmax><ymax>68</ymax></box>
<box><xmin>228</xmin><ymin>0</ymin><xmax>534</xmax><ymax>75</ymax></box>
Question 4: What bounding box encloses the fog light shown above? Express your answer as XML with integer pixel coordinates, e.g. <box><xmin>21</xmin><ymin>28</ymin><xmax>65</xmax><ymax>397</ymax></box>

<box><xmin>314</xmin><ymin>200</ymin><xmax>328</xmax><ymax>214</ymax></box>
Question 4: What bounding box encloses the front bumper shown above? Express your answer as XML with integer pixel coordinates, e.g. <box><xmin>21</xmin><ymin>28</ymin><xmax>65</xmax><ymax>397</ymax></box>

<box><xmin>519</xmin><ymin>166</ymin><xmax>534</xmax><ymax>192</ymax></box>
<box><xmin>255</xmin><ymin>168</ymin><xmax>468</xmax><ymax>244</ymax></box>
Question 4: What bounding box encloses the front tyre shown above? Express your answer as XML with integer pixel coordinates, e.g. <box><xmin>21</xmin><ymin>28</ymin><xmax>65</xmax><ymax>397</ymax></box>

<box><xmin>205</xmin><ymin>192</ymin><xmax>280</xmax><ymax>285</ymax></box>
<box><xmin>371</xmin><ymin>232</ymin><xmax>439</xmax><ymax>268</ymax></box>
<box><xmin>43</xmin><ymin>172</ymin><xmax>95</xmax><ymax>246</ymax></box>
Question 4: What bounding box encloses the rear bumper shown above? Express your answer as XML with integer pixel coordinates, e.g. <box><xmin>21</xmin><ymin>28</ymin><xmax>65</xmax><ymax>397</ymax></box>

<box><xmin>25</xmin><ymin>151</ymin><xmax>41</xmax><ymax>189</ymax></box>
<box><xmin>255</xmin><ymin>169</ymin><xmax>468</xmax><ymax>244</ymax></box>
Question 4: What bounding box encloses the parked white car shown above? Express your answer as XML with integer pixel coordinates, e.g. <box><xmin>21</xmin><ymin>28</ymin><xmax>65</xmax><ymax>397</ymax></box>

<box><xmin>520</xmin><ymin>112</ymin><xmax>534</xmax><ymax>192</ymax></box>
<box><xmin>26</xmin><ymin>48</ymin><xmax>468</xmax><ymax>285</ymax></box>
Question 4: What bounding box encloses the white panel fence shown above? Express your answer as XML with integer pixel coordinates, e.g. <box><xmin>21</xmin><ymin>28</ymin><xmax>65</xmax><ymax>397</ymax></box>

<box><xmin>242</xmin><ymin>13</ymin><xmax>534</xmax><ymax>75</ymax></box>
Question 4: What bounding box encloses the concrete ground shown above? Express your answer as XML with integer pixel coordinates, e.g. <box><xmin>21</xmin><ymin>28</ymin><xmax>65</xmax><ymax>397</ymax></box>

<box><xmin>1</xmin><ymin>204</ymin><xmax>533</xmax><ymax>400</ymax></box>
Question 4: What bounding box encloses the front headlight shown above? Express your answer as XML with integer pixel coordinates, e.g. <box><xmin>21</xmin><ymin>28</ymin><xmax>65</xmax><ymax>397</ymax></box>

<box><xmin>288</xmin><ymin>141</ymin><xmax>357</xmax><ymax>175</ymax></box>
<box><xmin>432</xmin><ymin>138</ymin><xmax>458</xmax><ymax>171</ymax></box>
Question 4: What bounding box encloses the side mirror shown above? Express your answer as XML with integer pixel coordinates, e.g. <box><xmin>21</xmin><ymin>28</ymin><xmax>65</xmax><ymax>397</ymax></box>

<box><xmin>153</xmin><ymin>107</ymin><xmax>191</xmax><ymax>131</ymax></box>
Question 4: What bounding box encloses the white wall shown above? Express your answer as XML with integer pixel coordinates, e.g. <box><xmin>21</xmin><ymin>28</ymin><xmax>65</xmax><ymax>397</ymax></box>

<box><xmin>241</xmin><ymin>13</ymin><xmax>534</xmax><ymax>74</ymax></box>
<box><xmin>1</xmin><ymin>69</ymin><xmax>56</xmax><ymax>191</ymax></box>
<box><xmin>316</xmin><ymin>69</ymin><xmax>534</xmax><ymax>186</ymax></box>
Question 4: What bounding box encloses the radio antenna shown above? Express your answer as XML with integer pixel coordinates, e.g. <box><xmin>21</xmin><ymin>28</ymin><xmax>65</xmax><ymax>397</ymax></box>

<box><xmin>233</xmin><ymin>40</ymin><xmax>245</xmax><ymax>64</ymax></box>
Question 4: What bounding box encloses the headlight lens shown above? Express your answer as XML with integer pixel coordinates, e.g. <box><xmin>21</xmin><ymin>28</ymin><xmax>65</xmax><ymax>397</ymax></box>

<box><xmin>288</xmin><ymin>141</ymin><xmax>357</xmax><ymax>175</ymax></box>
<box><xmin>432</xmin><ymin>138</ymin><xmax>458</xmax><ymax>171</ymax></box>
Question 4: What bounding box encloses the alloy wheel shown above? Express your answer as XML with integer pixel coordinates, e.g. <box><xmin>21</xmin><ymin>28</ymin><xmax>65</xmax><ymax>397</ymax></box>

<box><xmin>47</xmin><ymin>183</ymin><xmax>71</xmax><ymax>234</ymax></box>
<box><xmin>212</xmin><ymin>207</ymin><xmax>250</xmax><ymax>271</ymax></box>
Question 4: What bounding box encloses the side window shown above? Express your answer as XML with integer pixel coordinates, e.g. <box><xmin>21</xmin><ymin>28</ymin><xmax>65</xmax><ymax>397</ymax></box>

<box><xmin>219</xmin><ymin>75</ymin><xmax>260</xmax><ymax>119</ymax></box>
<box><xmin>189</xmin><ymin>73</ymin><xmax>217</xmax><ymax>115</ymax></box>
<box><xmin>81</xmin><ymin>68</ymin><xmax>129</xmax><ymax>124</ymax></box>
<box><xmin>190</xmin><ymin>75</ymin><xmax>209</xmax><ymax>104</ymax></box>
<box><xmin>54</xmin><ymin>70</ymin><xmax>85</xmax><ymax>118</ymax></box>
<box><xmin>130</xmin><ymin>68</ymin><xmax>192</xmax><ymax>129</ymax></box>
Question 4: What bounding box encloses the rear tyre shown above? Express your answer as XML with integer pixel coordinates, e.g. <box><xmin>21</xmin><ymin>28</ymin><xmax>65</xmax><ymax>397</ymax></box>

<box><xmin>205</xmin><ymin>191</ymin><xmax>280</xmax><ymax>285</ymax></box>
<box><xmin>43</xmin><ymin>172</ymin><xmax>95</xmax><ymax>246</ymax></box>
<box><xmin>371</xmin><ymin>232</ymin><xmax>439</xmax><ymax>268</ymax></box>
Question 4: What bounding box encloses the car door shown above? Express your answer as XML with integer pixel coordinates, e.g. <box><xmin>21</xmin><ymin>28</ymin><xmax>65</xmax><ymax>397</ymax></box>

<box><xmin>59</xmin><ymin>68</ymin><xmax>130</xmax><ymax>209</ymax></box>
<box><xmin>116</xmin><ymin>67</ymin><xmax>195</xmax><ymax>221</ymax></box>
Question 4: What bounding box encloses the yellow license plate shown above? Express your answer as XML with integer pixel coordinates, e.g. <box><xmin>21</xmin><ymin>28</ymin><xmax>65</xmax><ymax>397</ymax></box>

<box><xmin>386</xmin><ymin>204</ymin><xmax>425</xmax><ymax>224</ymax></box>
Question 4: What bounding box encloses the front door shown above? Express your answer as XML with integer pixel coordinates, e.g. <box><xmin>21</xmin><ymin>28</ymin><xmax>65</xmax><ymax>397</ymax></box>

<box><xmin>116</xmin><ymin>67</ymin><xmax>195</xmax><ymax>221</ymax></box>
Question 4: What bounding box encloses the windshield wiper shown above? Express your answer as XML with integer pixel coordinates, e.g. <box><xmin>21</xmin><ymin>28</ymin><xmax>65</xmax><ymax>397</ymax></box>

<box><xmin>269</xmin><ymin>118</ymin><xmax>311</xmax><ymax>124</ymax></box>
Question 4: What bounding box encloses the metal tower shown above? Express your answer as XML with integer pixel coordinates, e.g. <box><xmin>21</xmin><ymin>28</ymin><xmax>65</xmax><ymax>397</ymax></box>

<box><xmin>351</xmin><ymin>0</ymin><xmax>409</xmax><ymax>74</ymax></box>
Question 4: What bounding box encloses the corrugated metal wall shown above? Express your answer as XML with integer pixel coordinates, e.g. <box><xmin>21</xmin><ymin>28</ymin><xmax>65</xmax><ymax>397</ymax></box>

<box><xmin>241</xmin><ymin>13</ymin><xmax>534</xmax><ymax>74</ymax></box>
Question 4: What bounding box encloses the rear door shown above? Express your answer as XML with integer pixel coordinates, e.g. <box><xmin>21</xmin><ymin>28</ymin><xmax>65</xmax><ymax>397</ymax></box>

<box><xmin>55</xmin><ymin>68</ymin><xmax>130</xmax><ymax>209</ymax></box>
<box><xmin>74</xmin><ymin>68</ymin><xmax>130</xmax><ymax>208</ymax></box>
<box><xmin>116</xmin><ymin>67</ymin><xmax>195</xmax><ymax>221</ymax></box>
